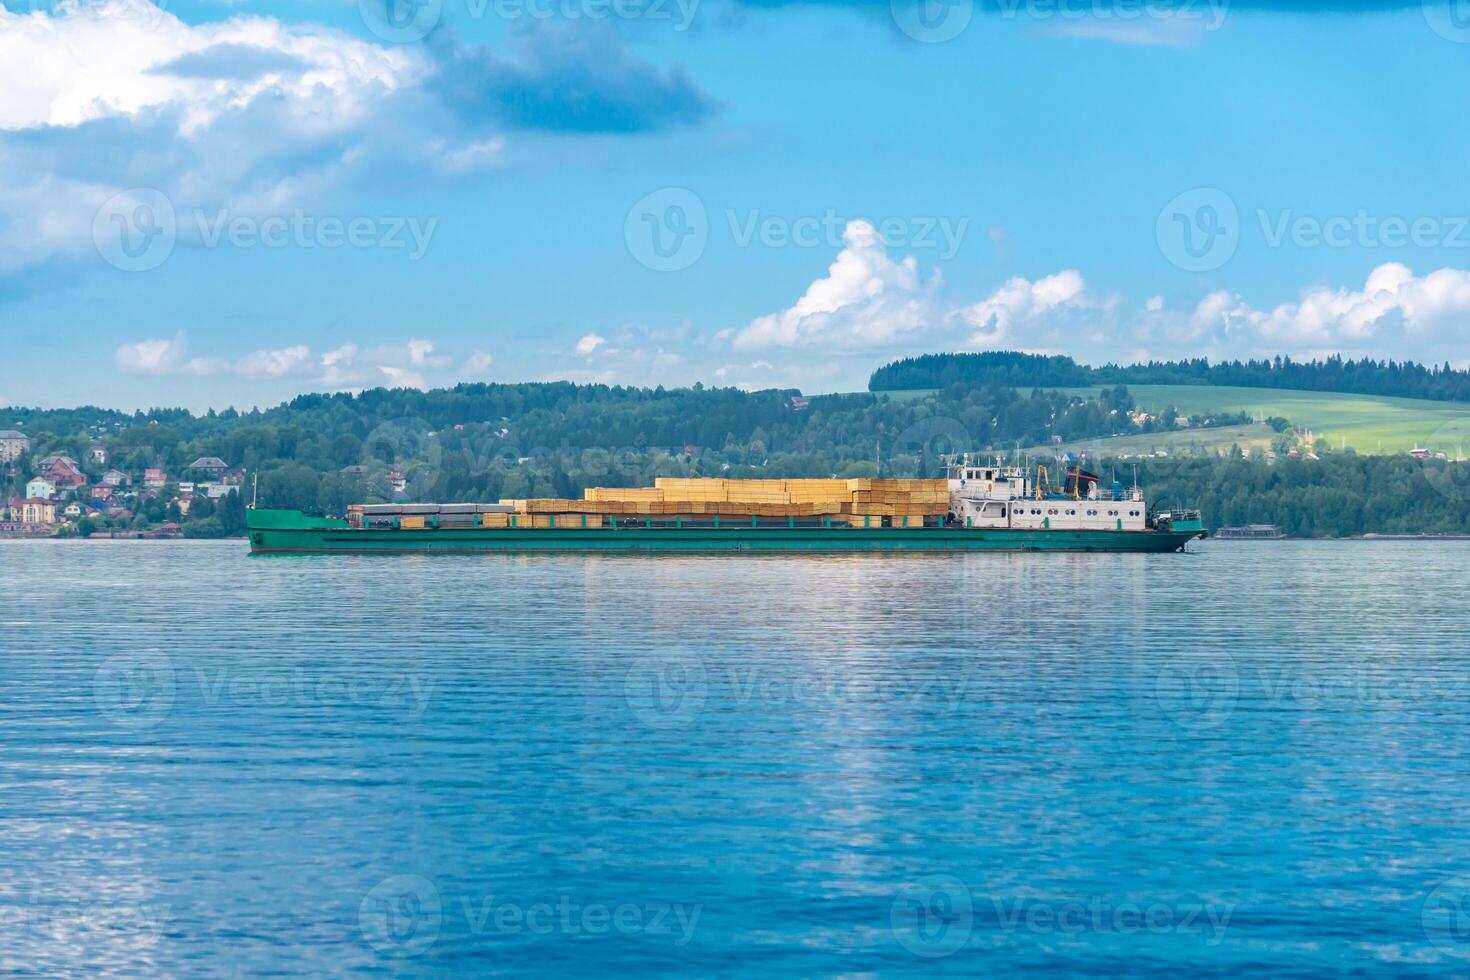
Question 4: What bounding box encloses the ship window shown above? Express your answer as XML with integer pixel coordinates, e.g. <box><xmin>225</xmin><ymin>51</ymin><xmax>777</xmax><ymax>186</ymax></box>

<box><xmin>1000</xmin><ymin>507</ymin><xmax>1007</xmax><ymax>516</ymax></box>
<box><xmin>1066</xmin><ymin>509</ymin><xmax>1076</xmax><ymax>516</ymax></box>
<box><xmin>1087</xmin><ymin>510</ymin><xmax>1097</xmax><ymax>516</ymax></box>
<box><xmin>1047</xmin><ymin>509</ymin><xmax>1057</xmax><ymax>516</ymax></box>
<box><xmin>1108</xmin><ymin>510</ymin><xmax>1117</xmax><ymax>516</ymax></box>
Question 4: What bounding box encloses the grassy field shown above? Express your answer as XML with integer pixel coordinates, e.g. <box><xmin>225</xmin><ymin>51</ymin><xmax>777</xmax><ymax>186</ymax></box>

<box><xmin>1049</xmin><ymin>422</ymin><xmax>1278</xmax><ymax>459</ymax></box>
<box><xmin>1069</xmin><ymin>385</ymin><xmax>1470</xmax><ymax>454</ymax></box>
<box><xmin>874</xmin><ymin>384</ymin><xmax>1470</xmax><ymax>454</ymax></box>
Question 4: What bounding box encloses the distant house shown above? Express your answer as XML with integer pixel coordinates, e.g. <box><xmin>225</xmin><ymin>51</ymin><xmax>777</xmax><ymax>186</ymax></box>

<box><xmin>144</xmin><ymin>468</ymin><xmax>167</xmax><ymax>488</ymax></box>
<box><xmin>91</xmin><ymin>485</ymin><xmax>114</xmax><ymax>501</ymax></box>
<box><xmin>0</xmin><ymin>430</ymin><xmax>29</xmax><ymax>462</ymax></box>
<box><xmin>25</xmin><ymin>478</ymin><xmax>55</xmax><ymax>500</ymax></box>
<box><xmin>204</xmin><ymin>484</ymin><xmax>238</xmax><ymax>499</ymax></box>
<box><xmin>340</xmin><ymin>465</ymin><xmax>369</xmax><ymax>477</ymax></box>
<box><xmin>62</xmin><ymin>502</ymin><xmax>83</xmax><ymax>519</ymax></box>
<box><xmin>387</xmin><ymin>469</ymin><xmax>407</xmax><ymax>494</ymax></box>
<box><xmin>101</xmin><ymin>469</ymin><xmax>130</xmax><ymax>487</ymax></box>
<box><xmin>189</xmin><ymin>457</ymin><xmax>229</xmax><ymax>478</ymax></box>
<box><xmin>17</xmin><ymin>498</ymin><xmax>56</xmax><ymax>525</ymax></box>
<box><xmin>789</xmin><ymin>396</ymin><xmax>808</xmax><ymax>411</ymax></box>
<box><xmin>223</xmin><ymin>468</ymin><xmax>246</xmax><ymax>486</ymax></box>
<box><xmin>1410</xmin><ymin>447</ymin><xmax>1431</xmax><ymax>459</ymax></box>
<box><xmin>177</xmin><ymin>482</ymin><xmax>195</xmax><ymax>495</ymax></box>
<box><xmin>89</xmin><ymin>441</ymin><xmax>107</xmax><ymax>465</ymax></box>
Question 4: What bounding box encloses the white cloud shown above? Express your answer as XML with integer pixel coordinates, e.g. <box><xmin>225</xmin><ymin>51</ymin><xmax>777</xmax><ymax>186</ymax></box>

<box><xmin>461</xmin><ymin>350</ymin><xmax>494</xmax><ymax>377</ymax></box>
<box><xmin>378</xmin><ymin>366</ymin><xmax>428</xmax><ymax>390</ymax></box>
<box><xmin>115</xmin><ymin>334</ymin><xmax>187</xmax><ymax>375</ymax></box>
<box><xmin>320</xmin><ymin>343</ymin><xmax>361</xmax><ymax>388</ymax></box>
<box><xmin>956</xmin><ymin>269</ymin><xmax>1093</xmax><ymax>346</ymax></box>
<box><xmin>0</xmin><ymin>1</ymin><xmax>417</xmax><ymax>133</ymax></box>
<box><xmin>575</xmin><ymin>334</ymin><xmax>607</xmax><ymax>356</ymax></box>
<box><xmin>731</xmin><ymin>220</ymin><xmax>941</xmax><ymax>350</ymax></box>
<box><xmin>1134</xmin><ymin>263</ymin><xmax>1470</xmax><ymax>362</ymax></box>
<box><xmin>236</xmin><ymin>345</ymin><xmax>313</xmax><ymax>377</ymax></box>
<box><xmin>0</xmin><ymin>1</ymin><xmax>425</xmax><ymax>270</ymax></box>
<box><xmin>365</xmin><ymin>339</ymin><xmax>450</xmax><ymax>369</ymax></box>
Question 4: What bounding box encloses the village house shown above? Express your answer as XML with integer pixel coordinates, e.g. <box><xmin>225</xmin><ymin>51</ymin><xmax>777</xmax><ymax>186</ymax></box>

<box><xmin>189</xmin><ymin>457</ymin><xmax>229</xmax><ymax>478</ymax></box>
<box><xmin>62</xmin><ymin>502</ymin><xmax>83</xmax><ymax>520</ymax></box>
<box><xmin>144</xmin><ymin>468</ymin><xmax>168</xmax><ymax>488</ymax></box>
<box><xmin>25</xmin><ymin>477</ymin><xmax>55</xmax><ymax>500</ymax></box>
<box><xmin>17</xmin><ymin>498</ymin><xmax>56</xmax><ymax>525</ymax></box>
<box><xmin>40</xmin><ymin>455</ymin><xmax>86</xmax><ymax>488</ymax></box>
<box><xmin>89</xmin><ymin>441</ymin><xmax>106</xmax><ymax>465</ymax></box>
<box><xmin>101</xmin><ymin>469</ymin><xmax>131</xmax><ymax>487</ymax></box>
<box><xmin>0</xmin><ymin>430</ymin><xmax>29</xmax><ymax>462</ymax></box>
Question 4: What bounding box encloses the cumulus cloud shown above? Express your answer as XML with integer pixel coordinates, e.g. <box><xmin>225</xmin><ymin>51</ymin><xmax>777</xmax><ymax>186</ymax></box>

<box><xmin>111</xmin><ymin>335</ymin><xmax>477</xmax><ymax>391</ymax></box>
<box><xmin>953</xmin><ymin>262</ymin><xmax>1470</xmax><ymax>366</ymax></box>
<box><xmin>114</xmin><ymin>335</ymin><xmax>188</xmax><ymax>375</ymax></box>
<box><xmin>575</xmin><ymin>334</ymin><xmax>607</xmax><ymax>355</ymax></box>
<box><xmin>320</xmin><ymin>344</ymin><xmax>361</xmax><ymax>389</ymax></box>
<box><xmin>1159</xmin><ymin>263</ymin><xmax>1470</xmax><ymax>357</ymax></box>
<box><xmin>0</xmin><ymin>3</ymin><xmax>718</xmax><ymax>271</ymax></box>
<box><xmin>0</xmin><ymin>2</ymin><xmax>415</xmax><ymax>134</ymax></box>
<box><xmin>378</xmin><ymin>366</ymin><xmax>429</xmax><ymax>390</ymax></box>
<box><xmin>956</xmin><ymin>269</ymin><xmax>1094</xmax><ymax>345</ymax></box>
<box><xmin>236</xmin><ymin>345</ymin><xmax>314</xmax><ymax>378</ymax></box>
<box><xmin>461</xmin><ymin>350</ymin><xmax>494</xmax><ymax>377</ymax></box>
<box><xmin>731</xmin><ymin>220</ymin><xmax>942</xmax><ymax>350</ymax></box>
<box><xmin>724</xmin><ymin>222</ymin><xmax>1470</xmax><ymax>371</ymax></box>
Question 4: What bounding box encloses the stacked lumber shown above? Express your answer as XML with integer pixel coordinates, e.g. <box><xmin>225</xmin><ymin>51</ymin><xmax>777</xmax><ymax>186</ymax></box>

<box><xmin>496</xmin><ymin>477</ymin><xmax>952</xmax><ymax>525</ymax></box>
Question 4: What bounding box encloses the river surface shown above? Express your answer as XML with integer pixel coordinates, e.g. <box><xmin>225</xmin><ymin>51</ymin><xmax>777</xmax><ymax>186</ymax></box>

<box><xmin>2</xmin><ymin>539</ymin><xmax>1469</xmax><ymax>976</ymax></box>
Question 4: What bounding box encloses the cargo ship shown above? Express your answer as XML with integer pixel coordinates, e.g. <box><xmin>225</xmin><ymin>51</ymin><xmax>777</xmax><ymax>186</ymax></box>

<box><xmin>247</xmin><ymin>457</ymin><xmax>1203</xmax><ymax>554</ymax></box>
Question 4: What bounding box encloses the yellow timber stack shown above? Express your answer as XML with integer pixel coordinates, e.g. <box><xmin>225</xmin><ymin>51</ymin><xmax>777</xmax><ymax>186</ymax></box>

<box><xmin>493</xmin><ymin>478</ymin><xmax>950</xmax><ymax>528</ymax></box>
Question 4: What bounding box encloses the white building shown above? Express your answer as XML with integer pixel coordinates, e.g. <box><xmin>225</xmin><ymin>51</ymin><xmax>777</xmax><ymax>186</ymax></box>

<box><xmin>0</xmin><ymin>430</ymin><xmax>29</xmax><ymax>462</ymax></box>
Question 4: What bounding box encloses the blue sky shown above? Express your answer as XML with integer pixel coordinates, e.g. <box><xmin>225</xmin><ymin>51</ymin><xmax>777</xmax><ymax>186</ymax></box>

<box><xmin>3</xmin><ymin>0</ymin><xmax>1470</xmax><ymax>410</ymax></box>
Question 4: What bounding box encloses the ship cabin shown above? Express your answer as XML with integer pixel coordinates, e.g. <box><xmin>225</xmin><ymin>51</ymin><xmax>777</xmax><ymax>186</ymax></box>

<box><xmin>946</xmin><ymin>455</ymin><xmax>1149</xmax><ymax>532</ymax></box>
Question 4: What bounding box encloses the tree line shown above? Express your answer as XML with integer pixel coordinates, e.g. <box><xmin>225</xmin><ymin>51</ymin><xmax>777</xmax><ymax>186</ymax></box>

<box><xmin>869</xmin><ymin>351</ymin><xmax>1470</xmax><ymax>402</ymax></box>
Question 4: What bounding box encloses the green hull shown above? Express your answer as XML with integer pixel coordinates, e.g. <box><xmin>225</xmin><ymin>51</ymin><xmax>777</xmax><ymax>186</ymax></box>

<box><xmin>247</xmin><ymin>510</ymin><xmax>1202</xmax><ymax>554</ymax></box>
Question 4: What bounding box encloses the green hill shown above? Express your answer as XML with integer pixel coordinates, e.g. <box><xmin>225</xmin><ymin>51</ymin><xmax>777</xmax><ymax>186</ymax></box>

<box><xmin>1049</xmin><ymin>384</ymin><xmax>1470</xmax><ymax>455</ymax></box>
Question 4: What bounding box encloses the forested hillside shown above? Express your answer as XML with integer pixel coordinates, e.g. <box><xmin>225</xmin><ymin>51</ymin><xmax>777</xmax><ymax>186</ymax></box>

<box><xmin>4</xmin><ymin>381</ymin><xmax>1188</xmax><ymax>516</ymax></box>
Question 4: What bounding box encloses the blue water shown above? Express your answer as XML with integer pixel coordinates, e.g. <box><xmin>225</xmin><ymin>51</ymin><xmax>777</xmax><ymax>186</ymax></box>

<box><xmin>3</xmin><ymin>540</ymin><xmax>1470</xmax><ymax>976</ymax></box>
